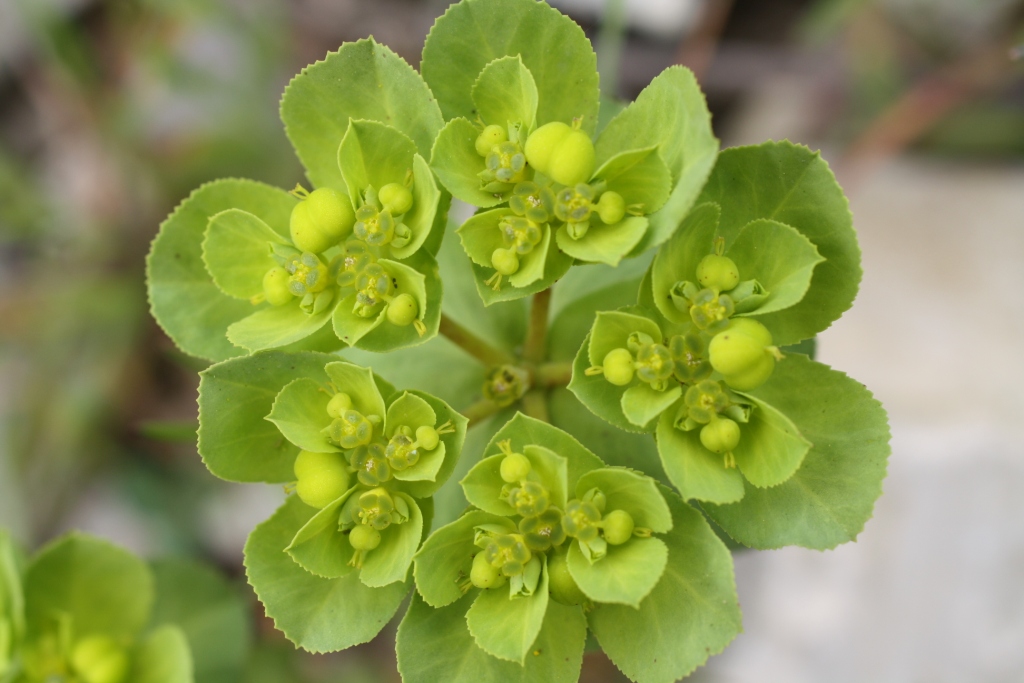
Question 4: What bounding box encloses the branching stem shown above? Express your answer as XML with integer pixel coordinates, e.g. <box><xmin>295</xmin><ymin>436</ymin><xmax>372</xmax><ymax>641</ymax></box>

<box><xmin>439</xmin><ymin>314</ymin><xmax>515</xmax><ymax>367</ymax></box>
<box><xmin>523</xmin><ymin>289</ymin><xmax>552</xmax><ymax>365</ymax></box>
<box><xmin>533</xmin><ymin>361</ymin><xmax>572</xmax><ymax>387</ymax></box>
<box><xmin>460</xmin><ymin>398</ymin><xmax>503</xmax><ymax>427</ymax></box>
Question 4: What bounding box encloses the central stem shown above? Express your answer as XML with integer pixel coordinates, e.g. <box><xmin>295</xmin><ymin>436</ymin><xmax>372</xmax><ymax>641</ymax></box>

<box><xmin>523</xmin><ymin>289</ymin><xmax>552</xmax><ymax>365</ymax></box>
<box><xmin>439</xmin><ymin>314</ymin><xmax>515</xmax><ymax>368</ymax></box>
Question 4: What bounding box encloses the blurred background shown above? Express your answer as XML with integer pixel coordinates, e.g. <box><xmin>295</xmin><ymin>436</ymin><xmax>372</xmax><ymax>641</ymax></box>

<box><xmin>0</xmin><ymin>0</ymin><xmax>1021</xmax><ymax>681</ymax></box>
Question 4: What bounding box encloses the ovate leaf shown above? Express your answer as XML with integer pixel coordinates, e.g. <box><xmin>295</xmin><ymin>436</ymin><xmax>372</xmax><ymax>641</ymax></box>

<box><xmin>730</xmin><ymin>391</ymin><xmax>811</xmax><ymax>488</ymax></box>
<box><xmin>323</xmin><ymin>361</ymin><xmax>386</xmax><ymax>419</ymax></box>
<box><xmin>244</xmin><ymin>496</ymin><xmax>409</xmax><ymax>653</ymax></box>
<box><xmin>281</xmin><ymin>38</ymin><xmax>443</xmax><ymax>191</ymax></box>
<box><xmin>285</xmin><ymin>488</ymin><xmax>358</xmax><ymax>579</ymax></box>
<box><xmin>360</xmin><ymin>494</ymin><xmax>423</xmax><ymax>588</ymax></box>
<box><xmin>147</xmin><ymin>179</ymin><xmax>296</xmax><ymax>361</ymax></box>
<box><xmin>422</xmin><ymin>0</ymin><xmax>599</xmax><ymax>133</ymax></box>
<box><xmin>704</xmin><ymin>355</ymin><xmax>890</xmax><ymax>549</ymax></box>
<box><xmin>226</xmin><ymin>301</ymin><xmax>333</xmax><ymax>353</ymax></box>
<box><xmin>413</xmin><ymin>511</ymin><xmax>510</xmax><ymax>608</ymax></box>
<box><xmin>594</xmin><ymin>147</ymin><xmax>671</xmax><ymax>214</ymax></box>
<box><xmin>588</xmin><ymin>488</ymin><xmax>741</xmax><ymax>683</ymax></box>
<box><xmin>620</xmin><ymin>383</ymin><xmax>681</xmax><ymax>430</ymax></box>
<box><xmin>431</xmin><ymin>118</ymin><xmax>502</xmax><ymax>208</ymax></box>
<box><xmin>656</xmin><ymin>411</ymin><xmax>746</xmax><ymax>505</ymax></box>
<box><xmin>555</xmin><ymin>217</ymin><xmax>648</xmax><ymax>267</ymax></box>
<box><xmin>198</xmin><ymin>351</ymin><xmax>335</xmax><ymax>483</ymax></box>
<box><xmin>567</xmin><ymin>536</ymin><xmax>667</xmax><ymax>607</ymax></box>
<box><xmin>393</xmin><ymin>390</ymin><xmax>468</xmax><ymax>499</ymax></box>
<box><xmin>471</xmin><ymin>56</ymin><xmax>539</xmax><ymax>130</ymax></box>
<box><xmin>132</xmin><ymin>624</ymin><xmax>193</xmax><ymax>683</ymax></box>
<box><xmin>467</xmin><ymin>561</ymin><xmax>549</xmax><ymax>663</ymax></box>
<box><xmin>266</xmin><ymin>378</ymin><xmax>337</xmax><ymax>453</ymax></box>
<box><xmin>650</xmin><ymin>202</ymin><xmax>721</xmax><ymax>324</ymax></box>
<box><xmin>574</xmin><ymin>468</ymin><xmax>672</xmax><ymax>533</ymax></box>
<box><xmin>202</xmin><ymin>209</ymin><xmax>287</xmax><ymax>300</ymax></box>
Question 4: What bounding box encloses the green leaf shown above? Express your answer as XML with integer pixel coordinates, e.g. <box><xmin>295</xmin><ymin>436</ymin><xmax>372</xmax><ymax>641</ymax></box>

<box><xmin>595</xmin><ymin>66</ymin><xmax>718</xmax><ymax>253</ymax></box>
<box><xmin>656</xmin><ymin>411</ymin><xmax>746</xmax><ymax>504</ymax></box>
<box><xmin>467</xmin><ymin>559</ymin><xmax>549</xmax><ymax>663</ymax></box>
<box><xmin>588</xmin><ymin>488</ymin><xmax>741</xmax><ymax>683</ymax></box>
<box><xmin>413</xmin><ymin>511</ymin><xmax>511</xmax><ymax>608</ymax></box>
<box><xmin>0</xmin><ymin>531</ymin><xmax>25</xmax><ymax>646</ymax></box>
<box><xmin>460</xmin><ymin>445</ymin><xmax>569</xmax><ymax>517</ymax></box>
<box><xmin>132</xmin><ymin>624</ymin><xmax>193</xmax><ymax>683</ymax></box>
<box><xmin>704</xmin><ymin>354</ymin><xmax>890</xmax><ymax>549</ymax></box>
<box><xmin>266</xmin><ymin>378</ymin><xmax>337</xmax><ymax>453</ymax></box>
<box><xmin>397</xmin><ymin>154</ymin><xmax>443</xmax><ymax>260</ymax></box>
<box><xmin>338</xmin><ymin>120</ymin><xmax>418</xmax><ymax>205</ymax></box>
<box><xmin>727</xmin><ymin>219</ymin><xmax>825</xmax><ymax>318</ymax></box>
<box><xmin>244</xmin><ymin>496</ymin><xmax>409</xmax><ymax>653</ymax></box>
<box><xmin>285</xmin><ymin>489</ymin><xmax>358</xmax><ymax>579</ymax></box>
<box><xmin>431</xmin><ymin>118</ymin><xmax>504</xmax><ymax>208</ymax></box>
<box><xmin>731</xmin><ymin>392</ymin><xmax>811</xmax><ymax>488</ymax></box>
<box><xmin>567</xmin><ymin>536</ymin><xmax>667</xmax><ymax>607</ymax></box>
<box><xmin>198</xmin><ymin>351</ymin><xmax>335</xmax><ymax>483</ymax></box>
<box><xmin>397</xmin><ymin>592</ymin><xmax>586</xmax><ymax>683</ymax></box>
<box><xmin>360</xmin><ymin>493</ymin><xmax>424</xmax><ymax>588</ymax></box>
<box><xmin>226</xmin><ymin>301</ymin><xmax>334</xmax><ymax>353</ymax></box>
<box><xmin>697</xmin><ymin>141</ymin><xmax>860</xmax><ymax>345</ymax></box>
<box><xmin>202</xmin><ymin>209</ymin><xmax>287</xmax><ymax>301</ymax></box>
<box><xmin>422</xmin><ymin>0</ymin><xmax>599</xmax><ymax>134</ymax></box>
<box><xmin>281</xmin><ymin>38</ymin><xmax>443</xmax><ymax>191</ymax></box>
<box><xmin>470</xmin><ymin>239</ymin><xmax>572</xmax><ymax>307</ymax></box>
<box><xmin>587</xmin><ymin>310</ymin><xmax>662</xmax><ymax>366</ymax></box>
<box><xmin>555</xmin><ymin>216</ymin><xmax>648</xmax><ymax>267</ymax></box>
<box><xmin>472</xmin><ymin>56</ymin><xmax>539</xmax><ymax>130</ymax></box>
<box><xmin>467</xmin><ymin>414</ymin><xmax>605</xmax><ymax>509</ymax></box>
<box><xmin>594</xmin><ymin>147</ymin><xmax>672</xmax><ymax>214</ymax></box>
<box><xmin>574</xmin><ymin>468</ymin><xmax>672</xmax><ymax>533</ymax></box>
<box><xmin>385</xmin><ymin>393</ymin><xmax>444</xmax><ymax>483</ymax></box>
<box><xmin>324</xmin><ymin>361</ymin><xmax>386</xmax><ymax>419</ymax></box>
<box><xmin>394</xmin><ymin>391</ymin><xmax>468</xmax><ymax>499</ymax></box>
<box><xmin>457</xmin><ymin>208</ymin><xmax>552</xmax><ymax>288</ymax></box>
<box><xmin>620</xmin><ymin>383</ymin><xmax>681</xmax><ymax>429</ymax></box>
<box><xmin>650</xmin><ymin>202</ymin><xmax>721</xmax><ymax>324</ymax></box>
<box><xmin>24</xmin><ymin>534</ymin><xmax>153</xmax><ymax>641</ymax></box>
<box><xmin>149</xmin><ymin>559</ymin><xmax>251</xmax><ymax>683</ymax></box>
<box><xmin>147</xmin><ymin>179</ymin><xmax>296</xmax><ymax>362</ymax></box>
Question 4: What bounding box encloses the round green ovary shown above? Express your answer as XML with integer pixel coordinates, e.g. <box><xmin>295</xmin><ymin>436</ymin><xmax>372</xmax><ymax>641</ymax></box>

<box><xmin>379</xmin><ymin>183</ymin><xmax>413</xmax><ymax>215</ymax></box>
<box><xmin>350</xmin><ymin>524</ymin><xmax>381</xmax><ymax>551</ymax></box>
<box><xmin>491</xmin><ymin>247</ymin><xmax>519</xmax><ymax>275</ymax></box>
<box><xmin>262</xmin><ymin>266</ymin><xmax>294</xmax><ymax>306</ymax></box>
<box><xmin>500</xmin><ymin>452</ymin><xmax>532</xmax><ymax>483</ymax></box>
<box><xmin>386</xmin><ymin>292</ymin><xmax>419</xmax><ymax>326</ymax></box>
<box><xmin>700</xmin><ymin>417</ymin><xmax>741</xmax><ymax>454</ymax></box>
<box><xmin>547</xmin><ymin>551</ymin><xmax>588</xmax><ymax>606</ymax></box>
<box><xmin>696</xmin><ymin>254</ymin><xmax>740</xmax><ymax>293</ymax></box>
<box><xmin>475</xmin><ymin>124</ymin><xmax>508</xmax><ymax>157</ymax></box>
<box><xmin>601</xmin><ymin>509</ymin><xmax>635</xmax><ymax>545</ymax></box>
<box><xmin>290</xmin><ymin>188</ymin><xmax>356</xmax><ymax>254</ymax></box>
<box><xmin>294</xmin><ymin>450</ymin><xmax>351</xmax><ymax>509</ymax></box>
<box><xmin>602</xmin><ymin>348</ymin><xmax>635</xmax><ymax>386</ymax></box>
<box><xmin>523</xmin><ymin>121</ymin><xmax>572</xmax><ymax>173</ymax></box>
<box><xmin>546</xmin><ymin>130</ymin><xmax>595</xmax><ymax>186</ymax></box>
<box><xmin>709</xmin><ymin>328</ymin><xmax>769</xmax><ymax>376</ymax></box>
<box><xmin>70</xmin><ymin>636</ymin><xmax>128</xmax><ymax>683</ymax></box>
<box><xmin>415</xmin><ymin>425</ymin><xmax>440</xmax><ymax>451</ymax></box>
<box><xmin>470</xmin><ymin>551</ymin><xmax>506</xmax><ymax>589</ymax></box>
<box><xmin>596</xmin><ymin>191</ymin><xmax>625</xmax><ymax>224</ymax></box>
<box><xmin>326</xmin><ymin>392</ymin><xmax>353</xmax><ymax>419</ymax></box>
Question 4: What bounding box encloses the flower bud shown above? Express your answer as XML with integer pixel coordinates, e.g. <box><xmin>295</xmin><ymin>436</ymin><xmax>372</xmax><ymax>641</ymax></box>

<box><xmin>290</xmin><ymin>188</ymin><xmax>355</xmax><ymax>254</ymax></box>
<box><xmin>475</xmin><ymin>124</ymin><xmax>508</xmax><ymax>157</ymax></box>
<box><xmin>602</xmin><ymin>348</ymin><xmax>635</xmax><ymax>386</ymax></box>
<box><xmin>293</xmin><ymin>450</ymin><xmax>351</xmax><ymax>509</ymax></box>
<box><xmin>523</xmin><ymin>121</ymin><xmax>573</xmax><ymax>173</ymax></box>
<box><xmin>349</xmin><ymin>523</ymin><xmax>381</xmax><ymax>551</ymax></box>
<box><xmin>470</xmin><ymin>551</ymin><xmax>506</xmax><ymax>589</ymax></box>
<box><xmin>700</xmin><ymin>417</ymin><xmax>741</xmax><ymax>454</ymax></box>
<box><xmin>386</xmin><ymin>293</ymin><xmax>419</xmax><ymax>326</ymax></box>
<box><xmin>70</xmin><ymin>636</ymin><xmax>129</xmax><ymax>683</ymax></box>
<box><xmin>263</xmin><ymin>267</ymin><xmax>294</xmax><ymax>306</ymax></box>
<box><xmin>596</xmin><ymin>191</ymin><xmax>625</xmax><ymax>224</ymax></box>
<box><xmin>602</xmin><ymin>509</ymin><xmax>635</xmax><ymax>545</ymax></box>
<box><xmin>547</xmin><ymin>551</ymin><xmax>588</xmax><ymax>606</ymax></box>
<box><xmin>696</xmin><ymin>254</ymin><xmax>740</xmax><ymax>293</ymax></box>
<box><xmin>379</xmin><ymin>182</ymin><xmax>414</xmax><ymax>215</ymax></box>
<box><xmin>500</xmin><ymin>452</ymin><xmax>532</xmax><ymax>483</ymax></box>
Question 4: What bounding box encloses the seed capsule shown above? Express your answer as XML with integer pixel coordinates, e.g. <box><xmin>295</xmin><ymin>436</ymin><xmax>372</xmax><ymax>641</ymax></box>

<box><xmin>548</xmin><ymin>130</ymin><xmax>596</xmax><ymax>186</ymax></box>
<box><xmin>470</xmin><ymin>551</ymin><xmax>506</xmax><ymax>589</ymax></box>
<box><xmin>596</xmin><ymin>191</ymin><xmax>625</xmax><ymax>224</ymax></box>
<box><xmin>349</xmin><ymin>523</ymin><xmax>381</xmax><ymax>551</ymax></box>
<box><xmin>500</xmin><ymin>451</ymin><xmax>532</xmax><ymax>483</ymax></box>
<box><xmin>475</xmin><ymin>124</ymin><xmax>508</xmax><ymax>157</ymax></box>
<box><xmin>293</xmin><ymin>450</ymin><xmax>351</xmax><ymax>509</ymax></box>
<box><xmin>491</xmin><ymin>247</ymin><xmax>520</xmax><ymax>276</ymax></box>
<box><xmin>700</xmin><ymin>417</ymin><xmax>741</xmax><ymax>454</ymax></box>
<box><xmin>722</xmin><ymin>354</ymin><xmax>775</xmax><ymax>391</ymax></box>
<box><xmin>290</xmin><ymin>188</ymin><xmax>356</xmax><ymax>254</ymax></box>
<box><xmin>70</xmin><ymin>636</ymin><xmax>129</xmax><ymax>683</ymax></box>
<box><xmin>726</xmin><ymin>317</ymin><xmax>773</xmax><ymax>346</ymax></box>
<box><xmin>386</xmin><ymin>293</ymin><xmax>419</xmax><ymax>326</ymax></box>
<box><xmin>696</xmin><ymin>254</ymin><xmax>740</xmax><ymax>293</ymax></box>
<box><xmin>601</xmin><ymin>348</ymin><xmax>635</xmax><ymax>386</ymax></box>
<box><xmin>602</xmin><ymin>509</ymin><xmax>635</xmax><ymax>545</ymax></box>
<box><xmin>263</xmin><ymin>266</ymin><xmax>294</xmax><ymax>306</ymax></box>
<box><xmin>547</xmin><ymin>551</ymin><xmax>588</xmax><ymax>605</ymax></box>
<box><xmin>415</xmin><ymin>425</ymin><xmax>440</xmax><ymax>451</ymax></box>
<box><xmin>709</xmin><ymin>323</ymin><xmax>773</xmax><ymax>376</ymax></box>
<box><xmin>326</xmin><ymin>392</ymin><xmax>353</xmax><ymax>419</ymax></box>
<box><xmin>379</xmin><ymin>183</ymin><xmax>413</xmax><ymax>215</ymax></box>
<box><xmin>523</xmin><ymin>121</ymin><xmax>573</xmax><ymax>173</ymax></box>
